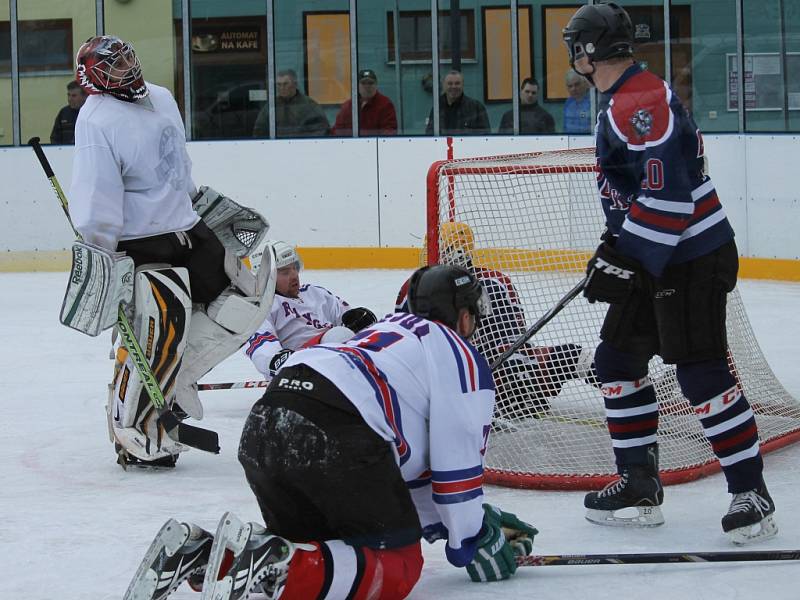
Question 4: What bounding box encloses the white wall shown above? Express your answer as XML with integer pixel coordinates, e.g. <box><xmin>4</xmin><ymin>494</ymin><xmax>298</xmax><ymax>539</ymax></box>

<box><xmin>1</xmin><ymin>134</ymin><xmax>798</xmax><ymax>259</ymax></box>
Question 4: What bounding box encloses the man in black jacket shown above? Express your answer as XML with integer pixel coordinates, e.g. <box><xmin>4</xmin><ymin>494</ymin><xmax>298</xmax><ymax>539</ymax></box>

<box><xmin>426</xmin><ymin>70</ymin><xmax>490</xmax><ymax>135</ymax></box>
<box><xmin>498</xmin><ymin>77</ymin><xmax>555</xmax><ymax>134</ymax></box>
<box><xmin>50</xmin><ymin>80</ymin><xmax>86</xmax><ymax>144</ymax></box>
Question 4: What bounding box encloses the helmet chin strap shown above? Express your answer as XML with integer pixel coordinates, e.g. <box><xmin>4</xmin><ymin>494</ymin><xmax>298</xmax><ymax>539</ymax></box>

<box><xmin>571</xmin><ymin>64</ymin><xmax>596</xmax><ymax>87</ymax></box>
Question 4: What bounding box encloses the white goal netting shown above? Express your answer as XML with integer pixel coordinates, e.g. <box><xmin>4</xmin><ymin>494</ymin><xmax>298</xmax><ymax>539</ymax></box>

<box><xmin>427</xmin><ymin>147</ymin><xmax>800</xmax><ymax>490</ymax></box>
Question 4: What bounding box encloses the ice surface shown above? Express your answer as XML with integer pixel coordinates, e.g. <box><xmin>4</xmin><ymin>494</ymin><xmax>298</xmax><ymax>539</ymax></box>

<box><xmin>1</xmin><ymin>271</ymin><xmax>799</xmax><ymax>599</ymax></box>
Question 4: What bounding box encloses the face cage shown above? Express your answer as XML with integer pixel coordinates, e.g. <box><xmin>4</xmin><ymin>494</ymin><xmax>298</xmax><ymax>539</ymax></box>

<box><xmin>89</xmin><ymin>43</ymin><xmax>143</xmax><ymax>91</ymax></box>
<box><xmin>564</xmin><ymin>39</ymin><xmax>588</xmax><ymax>66</ymax></box>
<box><xmin>472</xmin><ymin>286</ymin><xmax>491</xmax><ymax>329</ymax></box>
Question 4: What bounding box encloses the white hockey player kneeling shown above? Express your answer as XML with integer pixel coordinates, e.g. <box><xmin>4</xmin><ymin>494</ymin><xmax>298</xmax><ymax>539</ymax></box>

<box><xmin>125</xmin><ymin>264</ymin><xmax>540</xmax><ymax>599</ymax></box>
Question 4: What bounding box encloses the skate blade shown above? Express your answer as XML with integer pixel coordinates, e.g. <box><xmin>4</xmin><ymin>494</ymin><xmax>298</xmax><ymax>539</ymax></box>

<box><xmin>124</xmin><ymin>519</ymin><xmax>189</xmax><ymax>600</ymax></box>
<box><xmin>586</xmin><ymin>505</ymin><xmax>665</xmax><ymax>527</ymax></box>
<box><xmin>201</xmin><ymin>512</ymin><xmax>252</xmax><ymax>600</ymax></box>
<box><xmin>728</xmin><ymin>514</ymin><xmax>778</xmax><ymax>545</ymax></box>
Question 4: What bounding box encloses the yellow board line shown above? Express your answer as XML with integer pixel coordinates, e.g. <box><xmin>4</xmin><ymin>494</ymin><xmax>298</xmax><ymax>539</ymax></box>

<box><xmin>1</xmin><ymin>248</ymin><xmax>798</xmax><ymax>281</ymax></box>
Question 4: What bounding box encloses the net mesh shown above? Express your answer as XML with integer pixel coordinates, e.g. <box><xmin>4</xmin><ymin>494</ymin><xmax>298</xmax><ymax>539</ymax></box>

<box><xmin>428</xmin><ymin>147</ymin><xmax>800</xmax><ymax>490</ymax></box>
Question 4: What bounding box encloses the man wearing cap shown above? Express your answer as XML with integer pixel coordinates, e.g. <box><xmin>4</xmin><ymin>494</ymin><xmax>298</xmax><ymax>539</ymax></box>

<box><xmin>331</xmin><ymin>68</ymin><xmax>398</xmax><ymax>136</ymax></box>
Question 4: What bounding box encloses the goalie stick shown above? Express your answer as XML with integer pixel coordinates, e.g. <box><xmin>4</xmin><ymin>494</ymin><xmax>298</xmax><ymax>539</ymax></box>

<box><xmin>28</xmin><ymin>137</ymin><xmax>219</xmax><ymax>454</ymax></box>
<box><xmin>515</xmin><ymin>548</ymin><xmax>800</xmax><ymax>567</ymax></box>
<box><xmin>490</xmin><ymin>276</ymin><xmax>588</xmax><ymax>371</ymax></box>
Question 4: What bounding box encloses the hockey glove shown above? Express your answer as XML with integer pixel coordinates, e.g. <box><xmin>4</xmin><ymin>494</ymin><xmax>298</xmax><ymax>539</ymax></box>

<box><xmin>341</xmin><ymin>307</ymin><xmax>377</xmax><ymax>333</ymax></box>
<box><xmin>584</xmin><ymin>242</ymin><xmax>641</xmax><ymax>304</ymax></box>
<box><xmin>268</xmin><ymin>348</ymin><xmax>294</xmax><ymax>377</ymax></box>
<box><xmin>466</xmin><ymin>504</ymin><xmax>538</xmax><ymax>582</ymax></box>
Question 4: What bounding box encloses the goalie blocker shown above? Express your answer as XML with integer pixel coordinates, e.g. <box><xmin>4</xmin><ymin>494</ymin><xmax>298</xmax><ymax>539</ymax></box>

<box><xmin>60</xmin><ymin>241</ymin><xmax>135</xmax><ymax>337</ymax></box>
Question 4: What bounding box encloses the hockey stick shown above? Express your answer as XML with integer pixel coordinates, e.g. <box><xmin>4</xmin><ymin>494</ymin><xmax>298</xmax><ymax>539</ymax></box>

<box><xmin>515</xmin><ymin>549</ymin><xmax>800</xmax><ymax>567</ymax></box>
<box><xmin>27</xmin><ymin>136</ymin><xmax>219</xmax><ymax>454</ymax></box>
<box><xmin>198</xmin><ymin>379</ymin><xmax>269</xmax><ymax>391</ymax></box>
<box><xmin>489</xmin><ymin>276</ymin><xmax>588</xmax><ymax>371</ymax></box>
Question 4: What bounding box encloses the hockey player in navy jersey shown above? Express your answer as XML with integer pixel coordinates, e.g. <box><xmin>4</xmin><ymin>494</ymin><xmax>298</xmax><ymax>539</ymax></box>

<box><xmin>563</xmin><ymin>2</ymin><xmax>776</xmax><ymax>544</ymax></box>
<box><xmin>244</xmin><ymin>241</ymin><xmax>377</xmax><ymax>378</ymax></box>
<box><xmin>124</xmin><ymin>265</ymin><xmax>538</xmax><ymax>600</ymax></box>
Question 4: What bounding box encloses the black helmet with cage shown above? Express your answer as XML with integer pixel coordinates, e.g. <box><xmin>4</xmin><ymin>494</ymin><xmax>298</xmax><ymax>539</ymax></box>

<box><xmin>407</xmin><ymin>264</ymin><xmax>489</xmax><ymax>335</ymax></box>
<box><xmin>562</xmin><ymin>2</ymin><xmax>634</xmax><ymax>67</ymax></box>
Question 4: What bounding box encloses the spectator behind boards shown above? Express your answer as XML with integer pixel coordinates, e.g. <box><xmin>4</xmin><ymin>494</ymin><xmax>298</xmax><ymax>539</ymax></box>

<box><xmin>563</xmin><ymin>69</ymin><xmax>592</xmax><ymax>133</ymax></box>
<box><xmin>50</xmin><ymin>80</ymin><xmax>87</xmax><ymax>144</ymax></box>
<box><xmin>253</xmin><ymin>68</ymin><xmax>330</xmax><ymax>138</ymax></box>
<box><xmin>425</xmin><ymin>70</ymin><xmax>490</xmax><ymax>136</ymax></box>
<box><xmin>331</xmin><ymin>68</ymin><xmax>398</xmax><ymax>136</ymax></box>
<box><xmin>498</xmin><ymin>77</ymin><xmax>555</xmax><ymax>134</ymax></box>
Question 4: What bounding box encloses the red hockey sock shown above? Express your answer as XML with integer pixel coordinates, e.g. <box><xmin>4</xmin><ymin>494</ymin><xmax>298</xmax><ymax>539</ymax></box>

<box><xmin>282</xmin><ymin>540</ymin><xmax>423</xmax><ymax>600</ymax></box>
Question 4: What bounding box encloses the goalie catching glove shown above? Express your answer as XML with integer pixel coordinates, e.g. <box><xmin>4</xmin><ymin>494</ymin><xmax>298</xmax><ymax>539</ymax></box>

<box><xmin>192</xmin><ymin>186</ymin><xmax>269</xmax><ymax>258</ymax></box>
<box><xmin>584</xmin><ymin>242</ymin><xmax>641</xmax><ymax>304</ymax></box>
<box><xmin>466</xmin><ymin>504</ymin><xmax>537</xmax><ymax>582</ymax></box>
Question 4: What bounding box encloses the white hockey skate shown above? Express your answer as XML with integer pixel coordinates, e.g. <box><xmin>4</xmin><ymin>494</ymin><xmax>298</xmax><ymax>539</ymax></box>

<box><xmin>722</xmin><ymin>481</ymin><xmax>778</xmax><ymax>545</ymax></box>
<box><xmin>201</xmin><ymin>511</ymin><xmax>301</xmax><ymax>600</ymax></box>
<box><xmin>124</xmin><ymin>519</ymin><xmax>213</xmax><ymax>600</ymax></box>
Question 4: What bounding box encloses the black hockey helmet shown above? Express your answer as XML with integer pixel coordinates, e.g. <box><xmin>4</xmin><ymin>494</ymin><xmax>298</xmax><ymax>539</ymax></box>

<box><xmin>407</xmin><ymin>264</ymin><xmax>489</xmax><ymax>334</ymax></box>
<box><xmin>562</xmin><ymin>2</ymin><xmax>634</xmax><ymax>66</ymax></box>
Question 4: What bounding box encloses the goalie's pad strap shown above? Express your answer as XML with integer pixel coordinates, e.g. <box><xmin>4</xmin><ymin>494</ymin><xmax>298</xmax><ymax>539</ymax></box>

<box><xmin>112</xmin><ymin>266</ymin><xmax>192</xmax><ymax>447</ymax></box>
<box><xmin>192</xmin><ymin>186</ymin><xmax>269</xmax><ymax>258</ymax></box>
<box><xmin>60</xmin><ymin>242</ymin><xmax>134</xmax><ymax>337</ymax></box>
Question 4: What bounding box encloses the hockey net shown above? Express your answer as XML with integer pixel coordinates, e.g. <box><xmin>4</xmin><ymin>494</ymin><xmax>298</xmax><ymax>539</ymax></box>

<box><xmin>426</xmin><ymin>147</ymin><xmax>800</xmax><ymax>490</ymax></box>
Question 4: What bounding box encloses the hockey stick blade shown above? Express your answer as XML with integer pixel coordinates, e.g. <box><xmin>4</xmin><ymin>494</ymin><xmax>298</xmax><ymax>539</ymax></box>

<box><xmin>198</xmin><ymin>379</ymin><xmax>269</xmax><ymax>391</ymax></box>
<box><xmin>516</xmin><ymin>549</ymin><xmax>800</xmax><ymax>567</ymax></box>
<box><xmin>490</xmin><ymin>276</ymin><xmax>588</xmax><ymax>371</ymax></box>
<box><xmin>28</xmin><ymin>138</ymin><xmax>220</xmax><ymax>455</ymax></box>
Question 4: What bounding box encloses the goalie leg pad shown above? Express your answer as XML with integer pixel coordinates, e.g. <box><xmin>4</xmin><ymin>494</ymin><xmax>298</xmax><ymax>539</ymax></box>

<box><xmin>60</xmin><ymin>241</ymin><xmax>134</xmax><ymax>337</ymax></box>
<box><xmin>110</xmin><ymin>266</ymin><xmax>192</xmax><ymax>461</ymax></box>
<box><xmin>174</xmin><ymin>244</ymin><xmax>278</xmax><ymax>419</ymax></box>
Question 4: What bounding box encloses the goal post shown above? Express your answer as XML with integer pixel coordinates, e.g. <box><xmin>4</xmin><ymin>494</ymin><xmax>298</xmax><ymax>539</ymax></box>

<box><xmin>427</xmin><ymin>147</ymin><xmax>800</xmax><ymax>491</ymax></box>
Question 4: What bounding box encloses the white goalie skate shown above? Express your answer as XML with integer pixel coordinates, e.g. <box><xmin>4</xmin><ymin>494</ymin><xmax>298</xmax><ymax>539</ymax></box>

<box><xmin>201</xmin><ymin>511</ymin><xmax>307</xmax><ymax>600</ymax></box>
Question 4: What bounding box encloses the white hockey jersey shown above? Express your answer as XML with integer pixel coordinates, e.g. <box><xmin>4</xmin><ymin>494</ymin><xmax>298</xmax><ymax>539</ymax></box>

<box><xmin>70</xmin><ymin>82</ymin><xmax>199</xmax><ymax>251</ymax></box>
<box><xmin>282</xmin><ymin>312</ymin><xmax>496</xmax><ymax>567</ymax></box>
<box><xmin>245</xmin><ymin>284</ymin><xmax>350</xmax><ymax>375</ymax></box>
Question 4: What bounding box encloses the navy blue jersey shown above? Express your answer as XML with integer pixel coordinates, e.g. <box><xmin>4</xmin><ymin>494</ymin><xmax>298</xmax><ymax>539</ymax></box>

<box><xmin>595</xmin><ymin>64</ymin><xmax>734</xmax><ymax>276</ymax></box>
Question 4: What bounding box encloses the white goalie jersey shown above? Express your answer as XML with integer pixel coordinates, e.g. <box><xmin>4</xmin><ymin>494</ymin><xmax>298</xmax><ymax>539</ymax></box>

<box><xmin>282</xmin><ymin>312</ymin><xmax>496</xmax><ymax>567</ymax></box>
<box><xmin>70</xmin><ymin>83</ymin><xmax>200</xmax><ymax>251</ymax></box>
<box><xmin>245</xmin><ymin>284</ymin><xmax>350</xmax><ymax>375</ymax></box>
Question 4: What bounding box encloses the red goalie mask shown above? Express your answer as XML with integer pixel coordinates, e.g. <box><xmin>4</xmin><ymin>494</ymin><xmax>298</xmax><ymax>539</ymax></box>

<box><xmin>76</xmin><ymin>35</ymin><xmax>148</xmax><ymax>102</ymax></box>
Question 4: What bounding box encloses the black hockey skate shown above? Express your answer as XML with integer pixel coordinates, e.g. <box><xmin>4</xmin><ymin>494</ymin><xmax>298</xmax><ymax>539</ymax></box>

<box><xmin>722</xmin><ymin>480</ymin><xmax>778</xmax><ymax>545</ymax></box>
<box><xmin>585</xmin><ymin>445</ymin><xmax>664</xmax><ymax>527</ymax></box>
<box><xmin>124</xmin><ymin>519</ymin><xmax>213</xmax><ymax>600</ymax></box>
<box><xmin>201</xmin><ymin>511</ymin><xmax>299</xmax><ymax>600</ymax></box>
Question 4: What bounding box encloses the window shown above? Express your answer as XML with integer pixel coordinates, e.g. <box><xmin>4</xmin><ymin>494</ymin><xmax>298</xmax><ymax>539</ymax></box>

<box><xmin>482</xmin><ymin>6</ymin><xmax>533</xmax><ymax>102</ymax></box>
<box><xmin>0</xmin><ymin>19</ymin><xmax>72</xmax><ymax>75</ymax></box>
<box><xmin>387</xmin><ymin>10</ymin><xmax>475</xmax><ymax>63</ymax></box>
<box><xmin>304</xmin><ymin>12</ymin><xmax>351</xmax><ymax>106</ymax></box>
